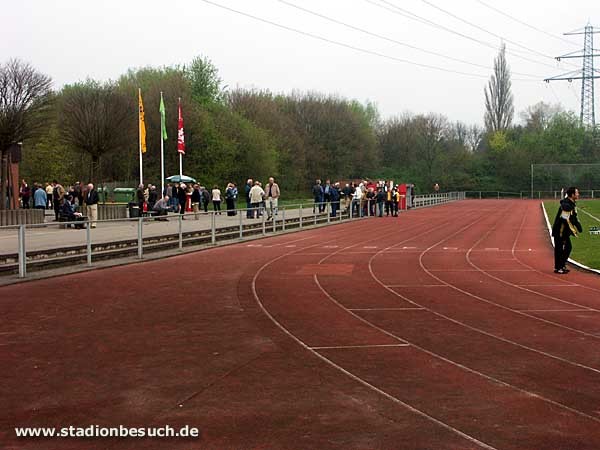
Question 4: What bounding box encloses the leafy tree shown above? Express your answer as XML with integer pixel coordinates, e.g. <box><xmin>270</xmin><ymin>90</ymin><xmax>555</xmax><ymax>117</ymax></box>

<box><xmin>185</xmin><ymin>56</ymin><xmax>225</xmax><ymax>106</ymax></box>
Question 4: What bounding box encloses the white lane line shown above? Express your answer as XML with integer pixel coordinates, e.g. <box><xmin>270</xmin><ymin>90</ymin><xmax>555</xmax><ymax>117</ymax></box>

<box><xmin>310</xmin><ymin>343</ymin><xmax>410</xmax><ymax>350</ymax></box>
<box><xmin>579</xmin><ymin>208</ymin><xmax>600</xmax><ymax>223</ymax></box>
<box><xmin>247</xmin><ymin>244</ymin><xmax>263</xmax><ymax>247</ymax></box>
<box><xmin>367</xmin><ymin>209</ymin><xmax>600</xmax><ymax>424</ymax></box>
<box><xmin>442</xmin><ymin>247</ymin><xmax>458</xmax><ymax>250</ymax></box>
<box><xmin>349</xmin><ymin>308</ymin><xmax>425</xmax><ymax>311</ymax></box>
<box><xmin>517</xmin><ymin>284</ymin><xmax>577</xmax><ymax>287</ymax></box>
<box><xmin>519</xmin><ymin>309</ymin><xmax>593</xmax><ymax>312</ymax></box>
<box><xmin>363</xmin><ymin>246</ymin><xmax>378</xmax><ymax>249</ymax></box>
<box><xmin>252</xmin><ymin>221</ymin><xmax>497</xmax><ymax>449</ymax></box>
<box><xmin>484</xmin><ymin>248</ymin><xmax>500</xmax><ymax>251</ymax></box>
<box><xmin>285</xmin><ymin>244</ymin><xmax>297</xmax><ymax>248</ymax></box>
<box><xmin>386</xmin><ymin>284</ymin><xmax>447</xmax><ymax>288</ymax></box>
<box><xmin>323</xmin><ymin>245</ymin><xmax>339</xmax><ymax>248</ymax></box>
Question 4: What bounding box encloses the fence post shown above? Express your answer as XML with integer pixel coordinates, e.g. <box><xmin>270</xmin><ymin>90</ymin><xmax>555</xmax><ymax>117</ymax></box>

<box><xmin>299</xmin><ymin>204</ymin><xmax>303</xmax><ymax>229</ymax></box>
<box><xmin>314</xmin><ymin>207</ymin><xmax>317</xmax><ymax>226</ymax></box>
<box><xmin>18</xmin><ymin>225</ymin><xmax>26</xmax><ymax>278</ymax></box>
<box><xmin>239</xmin><ymin>210</ymin><xmax>243</xmax><ymax>239</ymax></box>
<box><xmin>479</xmin><ymin>191</ymin><xmax>482</xmax><ymax>199</ymax></box>
<box><xmin>272</xmin><ymin>210</ymin><xmax>276</xmax><ymax>233</ymax></box>
<box><xmin>282</xmin><ymin>207</ymin><xmax>286</xmax><ymax>231</ymax></box>
<box><xmin>86</xmin><ymin>221</ymin><xmax>92</xmax><ymax>266</ymax></box>
<box><xmin>178</xmin><ymin>214</ymin><xmax>183</xmax><ymax>250</ymax></box>
<box><xmin>262</xmin><ymin>210</ymin><xmax>266</xmax><ymax>235</ymax></box>
<box><xmin>211</xmin><ymin>212</ymin><xmax>216</xmax><ymax>245</ymax></box>
<box><xmin>497</xmin><ymin>191</ymin><xmax>500</xmax><ymax>200</ymax></box>
<box><xmin>137</xmin><ymin>217</ymin><xmax>143</xmax><ymax>259</ymax></box>
<box><xmin>327</xmin><ymin>202</ymin><xmax>330</xmax><ymax>223</ymax></box>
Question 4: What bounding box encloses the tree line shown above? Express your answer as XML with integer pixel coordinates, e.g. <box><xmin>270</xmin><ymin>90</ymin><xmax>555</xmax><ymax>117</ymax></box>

<box><xmin>2</xmin><ymin>52</ymin><xmax>600</xmax><ymax>210</ymax></box>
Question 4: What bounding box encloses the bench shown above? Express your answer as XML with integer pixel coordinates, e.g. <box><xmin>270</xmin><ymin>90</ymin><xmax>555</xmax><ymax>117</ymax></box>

<box><xmin>58</xmin><ymin>214</ymin><xmax>88</xmax><ymax>229</ymax></box>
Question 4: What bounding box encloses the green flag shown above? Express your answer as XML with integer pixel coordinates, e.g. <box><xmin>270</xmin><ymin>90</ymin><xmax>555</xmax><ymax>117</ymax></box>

<box><xmin>159</xmin><ymin>94</ymin><xmax>168</xmax><ymax>141</ymax></box>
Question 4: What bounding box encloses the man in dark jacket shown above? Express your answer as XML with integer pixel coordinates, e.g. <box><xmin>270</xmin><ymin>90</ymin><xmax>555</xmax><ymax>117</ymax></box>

<box><xmin>313</xmin><ymin>179</ymin><xmax>324</xmax><ymax>213</ymax></box>
<box><xmin>551</xmin><ymin>186</ymin><xmax>582</xmax><ymax>274</ymax></box>
<box><xmin>245</xmin><ymin>179</ymin><xmax>253</xmax><ymax>218</ymax></box>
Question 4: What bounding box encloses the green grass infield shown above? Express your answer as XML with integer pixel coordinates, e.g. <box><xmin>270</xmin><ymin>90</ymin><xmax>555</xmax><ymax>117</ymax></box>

<box><xmin>543</xmin><ymin>199</ymin><xmax>600</xmax><ymax>270</ymax></box>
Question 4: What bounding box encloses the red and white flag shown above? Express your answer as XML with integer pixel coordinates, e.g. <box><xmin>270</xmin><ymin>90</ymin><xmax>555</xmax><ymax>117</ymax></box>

<box><xmin>177</xmin><ymin>98</ymin><xmax>185</xmax><ymax>155</ymax></box>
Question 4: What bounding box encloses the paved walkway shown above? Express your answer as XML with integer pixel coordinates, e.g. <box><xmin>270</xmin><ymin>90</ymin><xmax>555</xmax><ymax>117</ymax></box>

<box><xmin>0</xmin><ymin>206</ymin><xmax>345</xmax><ymax>254</ymax></box>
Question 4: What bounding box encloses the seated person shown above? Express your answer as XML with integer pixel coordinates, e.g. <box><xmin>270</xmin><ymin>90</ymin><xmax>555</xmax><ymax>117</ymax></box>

<box><xmin>153</xmin><ymin>195</ymin><xmax>171</xmax><ymax>219</ymax></box>
<box><xmin>60</xmin><ymin>195</ymin><xmax>84</xmax><ymax>225</ymax></box>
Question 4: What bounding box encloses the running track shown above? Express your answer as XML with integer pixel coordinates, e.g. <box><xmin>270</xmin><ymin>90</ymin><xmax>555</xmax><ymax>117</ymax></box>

<box><xmin>2</xmin><ymin>200</ymin><xmax>600</xmax><ymax>449</ymax></box>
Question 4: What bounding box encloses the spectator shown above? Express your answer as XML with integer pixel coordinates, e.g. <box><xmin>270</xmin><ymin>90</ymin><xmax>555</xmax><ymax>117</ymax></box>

<box><xmin>85</xmin><ymin>183</ymin><xmax>99</xmax><ymax>228</ymax></box>
<box><xmin>177</xmin><ymin>183</ymin><xmax>188</xmax><ymax>218</ymax></box>
<box><xmin>225</xmin><ymin>183</ymin><xmax>238</xmax><ymax>216</ymax></box>
<box><xmin>200</xmin><ymin>186</ymin><xmax>210</xmax><ymax>213</ymax></box>
<box><xmin>313</xmin><ymin>179</ymin><xmax>324</xmax><ymax>213</ymax></box>
<box><xmin>366</xmin><ymin>187</ymin><xmax>376</xmax><ymax>216</ymax></box>
<box><xmin>136</xmin><ymin>184</ymin><xmax>145</xmax><ymax>210</ymax></box>
<box><xmin>148</xmin><ymin>185</ymin><xmax>158</xmax><ymax>211</ymax></box>
<box><xmin>323</xmin><ymin>179</ymin><xmax>332</xmax><ymax>213</ymax></box>
<box><xmin>376</xmin><ymin>187</ymin><xmax>385</xmax><ymax>217</ymax></box>
<box><xmin>45</xmin><ymin>182</ymin><xmax>53</xmax><ymax>209</ymax></box>
<box><xmin>191</xmin><ymin>184</ymin><xmax>201</xmax><ymax>219</ymax></box>
<box><xmin>342</xmin><ymin>183</ymin><xmax>352</xmax><ymax>213</ymax></box>
<box><xmin>74</xmin><ymin>181</ymin><xmax>83</xmax><ymax>206</ymax></box>
<box><xmin>52</xmin><ymin>180</ymin><xmax>65</xmax><ymax>221</ymax></box>
<box><xmin>245</xmin><ymin>179</ymin><xmax>253</xmax><ymax>218</ymax></box>
<box><xmin>434</xmin><ymin>183</ymin><xmax>440</xmax><ymax>193</ymax></box>
<box><xmin>330</xmin><ymin>182</ymin><xmax>340</xmax><ymax>217</ymax></box>
<box><xmin>551</xmin><ymin>187</ymin><xmax>582</xmax><ymax>274</ymax></box>
<box><xmin>264</xmin><ymin>177</ymin><xmax>280</xmax><ymax>220</ymax></box>
<box><xmin>153</xmin><ymin>195</ymin><xmax>171</xmax><ymax>220</ymax></box>
<box><xmin>20</xmin><ymin>180</ymin><xmax>30</xmax><ymax>209</ymax></box>
<box><xmin>60</xmin><ymin>194</ymin><xmax>83</xmax><ymax>225</ymax></box>
<box><xmin>352</xmin><ymin>182</ymin><xmax>363</xmax><ymax>217</ymax></box>
<box><xmin>172</xmin><ymin>182</ymin><xmax>180</xmax><ymax>212</ymax></box>
<box><xmin>33</xmin><ymin>183</ymin><xmax>47</xmax><ymax>210</ymax></box>
<box><xmin>249</xmin><ymin>181</ymin><xmax>265</xmax><ymax>218</ymax></box>
<box><xmin>212</xmin><ymin>185</ymin><xmax>222</xmax><ymax>214</ymax></box>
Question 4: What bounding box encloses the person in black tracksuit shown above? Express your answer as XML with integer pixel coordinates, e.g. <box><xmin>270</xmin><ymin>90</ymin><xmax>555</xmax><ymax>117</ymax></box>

<box><xmin>551</xmin><ymin>187</ymin><xmax>582</xmax><ymax>274</ymax></box>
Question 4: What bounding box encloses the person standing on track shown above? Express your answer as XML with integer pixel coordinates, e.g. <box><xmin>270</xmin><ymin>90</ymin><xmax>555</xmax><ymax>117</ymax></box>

<box><xmin>551</xmin><ymin>186</ymin><xmax>582</xmax><ymax>274</ymax></box>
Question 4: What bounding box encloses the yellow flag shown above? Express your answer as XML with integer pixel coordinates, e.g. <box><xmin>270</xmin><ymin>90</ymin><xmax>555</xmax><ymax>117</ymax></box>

<box><xmin>138</xmin><ymin>89</ymin><xmax>147</xmax><ymax>154</ymax></box>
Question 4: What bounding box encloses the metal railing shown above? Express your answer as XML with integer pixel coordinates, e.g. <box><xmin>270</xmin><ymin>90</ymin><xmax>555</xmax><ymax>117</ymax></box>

<box><xmin>1</xmin><ymin>194</ymin><xmax>464</xmax><ymax>278</ymax></box>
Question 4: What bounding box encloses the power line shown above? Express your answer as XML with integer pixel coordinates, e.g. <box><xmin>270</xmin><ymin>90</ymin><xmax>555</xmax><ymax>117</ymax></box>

<box><xmin>420</xmin><ymin>0</ymin><xmax>570</xmax><ymax>63</ymax></box>
<box><xmin>197</xmin><ymin>0</ymin><xmax>539</xmax><ymax>83</ymax></box>
<box><xmin>277</xmin><ymin>0</ymin><xmax>541</xmax><ymax>78</ymax></box>
<box><xmin>475</xmin><ymin>0</ymin><xmax>580</xmax><ymax>49</ymax></box>
<box><xmin>198</xmin><ymin>0</ymin><xmax>491</xmax><ymax>79</ymax></box>
<box><xmin>365</xmin><ymin>0</ymin><xmax>572</xmax><ymax>72</ymax></box>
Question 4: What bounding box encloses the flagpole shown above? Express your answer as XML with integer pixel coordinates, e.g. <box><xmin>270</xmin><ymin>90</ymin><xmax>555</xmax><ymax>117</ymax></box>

<box><xmin>178</xmin><ymin>97</ymin><xmax>183</xmax><ymax>177</ymax></box>
<box><xmin>160</xmin><ymin>92</ymin><xmax>165</xmax><ymax>197</ymax></box>
<box><xmin>138</xmin><ymin>88</ymin><xmax>143</xmax><ymax>186</ymax></box>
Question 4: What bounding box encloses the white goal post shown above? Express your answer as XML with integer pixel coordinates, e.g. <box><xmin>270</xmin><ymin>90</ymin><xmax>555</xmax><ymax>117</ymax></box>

<box><xmin>530</xmin><ymin>163</ymin><xmax>600</xmax><ymax>199</ymax></box>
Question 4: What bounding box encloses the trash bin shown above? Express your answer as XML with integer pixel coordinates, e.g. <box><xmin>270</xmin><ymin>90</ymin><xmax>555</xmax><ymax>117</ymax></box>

<box><xmin>114</xmin><ymin>188</ymin><xmax>136</xmax><ymax>203</ymax></box>
<box><xmin>128</xmin><ymin>202</ymin><xmax>140</xmax><ymax>218</ymax></box>
<box><xmin>97</xmin><ymin>186</ymin><xmax>108</xmax><ymax>203</ymax></box>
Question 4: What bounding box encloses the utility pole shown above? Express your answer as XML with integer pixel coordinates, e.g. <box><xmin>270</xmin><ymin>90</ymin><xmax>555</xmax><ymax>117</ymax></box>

<box><xmin>544</xmin><ymin>24</ymin><xmax>600</xmax><ymax>128</ymax></box>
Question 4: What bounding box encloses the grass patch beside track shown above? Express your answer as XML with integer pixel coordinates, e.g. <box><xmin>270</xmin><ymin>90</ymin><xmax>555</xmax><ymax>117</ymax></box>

<box><xmin>544</xmin><ymin>199</ymin><xmax>600</xmax><ymax>270</ymax></box>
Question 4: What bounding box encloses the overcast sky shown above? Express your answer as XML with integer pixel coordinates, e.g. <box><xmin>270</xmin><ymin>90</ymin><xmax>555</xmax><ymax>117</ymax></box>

<box><xmin>3</xmin><ymin>0</ymin><xmax>599</xmax><ymax>125</ymax></box>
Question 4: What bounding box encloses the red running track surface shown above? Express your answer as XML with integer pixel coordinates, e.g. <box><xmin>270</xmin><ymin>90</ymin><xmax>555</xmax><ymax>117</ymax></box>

<box><xmin>2</xmin><ymin>199</ymin><xmax>600</xmax><ymax>449</ymax></box>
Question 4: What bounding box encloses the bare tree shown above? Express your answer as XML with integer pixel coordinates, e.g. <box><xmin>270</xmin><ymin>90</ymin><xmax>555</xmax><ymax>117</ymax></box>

<box><xmin>0</xmin><ymin>59</ymin><xmax>52</xmax><ymax>209</ymax></box>
<box><xmin>466</xmin><ymin>124</ymin><xmax>484</xmax><ymax>152</ymax></box>
<box><xmin>520</xmin><ymin>101</ymin><xmax>563</xmax><ymax>130</ymax></box>
<box><xmin>414</xmin><ymin>113</ymin><xmax>448</xmax><ymax>184</ymax></box>
<box><xmin>59</xmin><ymin>80</ymin><xmax>131</xmax><ymax>182</ymax></box>
<box><xmin>484</xmin><ymin>44</ymin><xmax>514</xmax><ymax>132</ymax></box>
